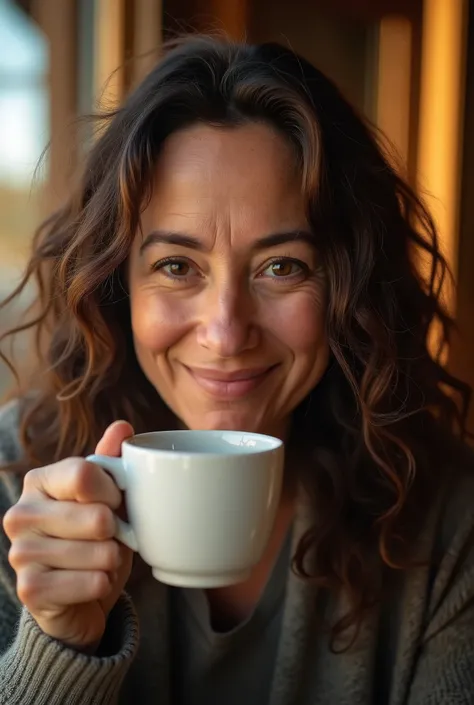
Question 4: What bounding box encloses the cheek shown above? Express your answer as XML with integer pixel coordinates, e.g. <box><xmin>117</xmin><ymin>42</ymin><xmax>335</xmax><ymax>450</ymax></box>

<box><xmin>263</xmin><ymin>291</ymin><xmax>327</xmax><ymax>357</ymax></box>
<box><xmin>130</xmin><ymin>289</ymin><xmax>189</xmax><ymax>354</ymax></box>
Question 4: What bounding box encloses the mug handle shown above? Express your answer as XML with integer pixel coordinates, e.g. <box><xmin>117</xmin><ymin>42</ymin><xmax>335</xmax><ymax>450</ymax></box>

<box><xmin>86</xmin><ymin>454</ymin><xmax>139</xmax><ymax>552</ymax></box>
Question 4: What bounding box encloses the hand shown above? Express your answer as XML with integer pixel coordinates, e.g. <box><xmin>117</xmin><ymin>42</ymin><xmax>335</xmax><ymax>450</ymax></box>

<box><xmin>3</xmin><ymin>421</ymin><xmax>135</xmax><ymax>651</ymax></box>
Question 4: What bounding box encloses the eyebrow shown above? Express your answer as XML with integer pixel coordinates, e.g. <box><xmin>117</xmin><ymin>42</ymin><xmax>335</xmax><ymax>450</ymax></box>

<box><xmin>139</xmin><ymin>229</ymin><xmax>315</xmax><ymax>255</ymax></box>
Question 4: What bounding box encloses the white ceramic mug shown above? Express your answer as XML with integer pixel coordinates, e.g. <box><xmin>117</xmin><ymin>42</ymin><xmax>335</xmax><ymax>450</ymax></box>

<box><xmin>86</xmin><ymin>430</ymin><xmax>284</xmax><ymax>588</ymax></box>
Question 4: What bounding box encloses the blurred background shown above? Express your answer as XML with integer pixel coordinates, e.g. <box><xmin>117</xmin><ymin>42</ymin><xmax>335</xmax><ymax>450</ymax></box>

<box><xmin>0</xmin><ymin>0</ymin><xmax>473</xmax><ymax>426</ymax></box>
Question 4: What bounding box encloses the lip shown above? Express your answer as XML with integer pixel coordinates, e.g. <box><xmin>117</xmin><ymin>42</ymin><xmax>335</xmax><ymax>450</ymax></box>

<box><xmin>184</xmin><ymin>365</ymin><xmax>277</xmax><ymax>399</ymax></box>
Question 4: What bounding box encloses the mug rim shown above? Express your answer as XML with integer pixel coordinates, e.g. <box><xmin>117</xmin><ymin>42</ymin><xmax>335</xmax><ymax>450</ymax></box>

<box><xmin>123</xmin><ymin>429</ymin><xmax>284</xmax><ymax>456</ymax></box>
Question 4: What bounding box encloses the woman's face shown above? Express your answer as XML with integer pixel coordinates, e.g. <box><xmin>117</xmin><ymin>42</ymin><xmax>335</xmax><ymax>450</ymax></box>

<box><xmin>128</xmin><ymin>122</ymin><xmax>329</xmax><ymax>437</ymax></box>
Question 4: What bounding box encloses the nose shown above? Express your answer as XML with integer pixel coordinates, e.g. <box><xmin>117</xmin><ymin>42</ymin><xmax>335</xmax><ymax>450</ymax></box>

<box><xmin>196</xmin><ymin>282</ymin><xmax>259</xmax><ymax>358</ymax></box>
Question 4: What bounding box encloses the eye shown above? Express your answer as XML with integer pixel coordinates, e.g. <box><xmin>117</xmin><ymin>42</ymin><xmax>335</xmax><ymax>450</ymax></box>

<box><xmin>261</xmin><ymin>258</ymin><xmax>307</xmax><ymax>279</ymax></box>
<box><xmin>151</xmin><ymin>257</ymin><xmax>197</xmax><ymax>280</ymax></box>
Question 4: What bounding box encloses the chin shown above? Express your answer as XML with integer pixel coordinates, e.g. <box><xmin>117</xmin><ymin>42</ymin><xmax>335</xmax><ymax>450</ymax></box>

<box><xmin>182</xmin><ymin>410</ymin><xmax>289</xmax><ymax>439</ymax></box>
<box><xmin>182</xmin><ymin>409</ymin><xmax>271</xmax><ymax>435</ymax></box>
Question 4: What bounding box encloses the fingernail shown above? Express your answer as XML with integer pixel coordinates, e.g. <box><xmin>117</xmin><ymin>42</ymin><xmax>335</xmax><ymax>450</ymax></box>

<box><xmin>109</xmin><ymin>420</ymin><xmax>127</xmax><ymax>430</ymax></box>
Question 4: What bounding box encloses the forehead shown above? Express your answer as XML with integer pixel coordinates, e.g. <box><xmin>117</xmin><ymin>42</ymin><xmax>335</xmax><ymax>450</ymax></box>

<box><xmin>154</xmin><ymin>122</ymin><xmax>299</xmax><ymax>183</ymax></box>
<box><xmin>138</xmin><ymin>122</ymin><xmax>307</xmax><ymax>241</ymax></box>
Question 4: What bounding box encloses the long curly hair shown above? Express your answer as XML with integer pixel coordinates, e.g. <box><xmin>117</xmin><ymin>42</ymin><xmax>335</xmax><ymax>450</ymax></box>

<box><xmin>1</xmin><ymin>35</ymin><xmax>471</xmax><ymax>648</ymax></box>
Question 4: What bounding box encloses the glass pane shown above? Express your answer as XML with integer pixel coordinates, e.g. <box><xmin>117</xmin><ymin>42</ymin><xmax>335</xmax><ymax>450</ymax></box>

<box><xmin>0</xmin><ymin>0</ymin><xmax>49</xmax><ymax>397</ymax></box>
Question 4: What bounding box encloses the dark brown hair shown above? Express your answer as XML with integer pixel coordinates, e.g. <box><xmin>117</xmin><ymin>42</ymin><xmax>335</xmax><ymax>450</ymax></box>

<box><xmin>1</xmin><ymin>35</ymin><xmax>471</xmax><ymax>648</ymax></box>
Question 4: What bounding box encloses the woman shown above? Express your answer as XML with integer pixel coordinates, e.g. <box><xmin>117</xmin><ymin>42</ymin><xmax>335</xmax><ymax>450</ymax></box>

<box><xmin>0</xmin><ymin>35</ymin><xmax>473</xmax><ymax>705</ymax></box>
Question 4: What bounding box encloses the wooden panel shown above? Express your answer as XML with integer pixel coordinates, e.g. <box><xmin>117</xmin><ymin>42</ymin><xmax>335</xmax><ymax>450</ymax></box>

<box><xmin>132</xmin><ymin>0</ymin><xmax>163</xmax><ymax>84</ymax></box>
<box><xmin>32</xmin><ymin>0</ymin><xmax>78</xmax><ymax>208</ymax></box>
<box><xmin>93</xmin><ymin>0</ymin><xmax>126</xmax><ymax>107</ymax></box>
<box><xmin>453</xmin><ymin>7</ymin><xmax>474</xmax><ymax>431</ymax></box>
<box><xmin>376</xmin><ymin>16</ymin><xmax>412</xmax><ymax>169</ymax></box>
<box><xmin>320</xmin><ymin>0</ymin><xmax>420</xmax><ymax>20</ymax></box>
<box><xmin>163</xmin><ymin>0</ymin><xmax>247</xmax><ymax>38</ymax></box>
<box><xmin>207</xmin><ymin>0</ymin><xmax>248</xmax><ymax>39</ymax></box>
<box><xmin>417</xmin><ymin>0</ymin><xmax>468</xmax><ymax>306</ymax></box>
<box><xmin>249</xmin><ymin>0</ymin><xmax>372</xmax><ymax>114</ymax></box>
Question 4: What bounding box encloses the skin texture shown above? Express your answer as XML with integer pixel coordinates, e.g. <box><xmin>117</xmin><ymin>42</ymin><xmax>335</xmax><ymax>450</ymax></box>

<box><xmin>128</xmin><ymin>123</ymin><xmax>329</xmax><ymax>440</ymax></box>
<box><xmin>4</xmin><ymin>422</ymin><xmax>135</xmax><ymax>651</ymax></box>
<box><xmin>5</xmin><ymin>123</ymin><xmax>330</xmax><ymax>647</ymax></box>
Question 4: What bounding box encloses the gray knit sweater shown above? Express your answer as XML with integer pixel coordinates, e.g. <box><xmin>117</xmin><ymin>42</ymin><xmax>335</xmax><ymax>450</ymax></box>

<box><xmin>1</xmin><ymin>399</ymin><xmax>474</xmax><ymax>704</ymax></box>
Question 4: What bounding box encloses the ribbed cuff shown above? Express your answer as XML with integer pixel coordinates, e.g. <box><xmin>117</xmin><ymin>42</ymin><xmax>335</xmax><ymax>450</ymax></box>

<box><xmin>0</xmin><ymin>594</ymin><xmax>139</xmax><ymax>705</ymax></box>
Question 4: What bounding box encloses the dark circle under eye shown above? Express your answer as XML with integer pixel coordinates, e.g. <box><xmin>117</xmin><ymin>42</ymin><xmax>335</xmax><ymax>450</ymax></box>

<box><xmin>270</xmin><ymin>261</ymin><xmax>295</xmax><ymax>277</ymax></box>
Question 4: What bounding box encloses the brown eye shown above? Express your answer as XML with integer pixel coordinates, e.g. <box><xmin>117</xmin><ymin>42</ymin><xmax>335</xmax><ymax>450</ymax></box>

<box><xmin>152</xmin><ymin>258</ymin><xmax>196</xmax><ymax>278</ymax></box>
<box><xmin>270</xmin><ymin>261</ymin><xmax>295</xmax><ymax>277</ymax></box>
<box><xmin>166</xmin><ymin>261</ymin><xmax>190</xmax><ymax>276</ymax></box>
<box><xmin>262</xmin><ymin>259</ymin><xmax>305</xmax><ymax>278</ymax></box>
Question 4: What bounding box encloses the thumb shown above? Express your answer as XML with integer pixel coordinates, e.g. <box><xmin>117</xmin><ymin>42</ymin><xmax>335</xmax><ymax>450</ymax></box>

<box><xmin>95</xmin><ymin>420</ymin><xmax>135</xmax><ymax>457</ymax></box>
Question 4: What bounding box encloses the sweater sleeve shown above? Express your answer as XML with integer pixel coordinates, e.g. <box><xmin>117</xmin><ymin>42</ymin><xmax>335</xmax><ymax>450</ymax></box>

<box><xmin>406</xmin><ymin>478</ymin><xmax>474</xmax><ymax>705</ymax></box>
<box><xmin>0</xmin><ymin>401</ymin><xmax>140</xmax><ymax>705</ymax></box>
<box><xmin>0</xmin><ymin>598</ymin><xmax>139</xmax><ymax>705</ymax></box>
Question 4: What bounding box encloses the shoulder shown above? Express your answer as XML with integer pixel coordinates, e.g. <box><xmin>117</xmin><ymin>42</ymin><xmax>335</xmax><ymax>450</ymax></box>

<box><xmin>0</xmin><ymin>399</ymin><xmax>25</xmax><ymax>509</ymax></box>
<box><xmin>394</xmin><ymin>446</ymin><xmax>474</xmax><ymax>700</ymax></box>
<box><xmin>434</xmin><ymin>444</ymin><xmax>474</xmax><ymax>553</ymax></box>
<box><xmin>0</xmin><ymin>398</ymin><xmax>23</xmax><ymax>466</ymax></box>
<box><xmin>419</xmin><ymin>444</ymin><xmax>474</xmax><ymax>615</ymax></box>
<box><xmin>400</xmin><ymin>446</ymin><xmax>474</xmax><ymax>658</ymax></box>
<box><xmin>404</xmin><ymin>442</ymin><xmax>474</xmax><ymax>597</ymax></box>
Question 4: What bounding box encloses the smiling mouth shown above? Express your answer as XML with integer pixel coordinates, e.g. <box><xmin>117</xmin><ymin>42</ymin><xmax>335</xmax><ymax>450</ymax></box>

<box><xmin>183</xmin><ymin>364</ymin><xmax>278</xmax><ymax>399</ymax></box>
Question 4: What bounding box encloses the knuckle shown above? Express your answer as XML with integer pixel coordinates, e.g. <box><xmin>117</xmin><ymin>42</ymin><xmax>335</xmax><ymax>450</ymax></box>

<box><xmin>90</xmin><ymin>571</ymin><xmax>111</xmax><ymax>599</ymax></box>
<box><xmin>69</xmin><ymin>459</ymin><xmax>96</xmax><ymax>498</ymax></box>
<box><xmin>2</xmin><ymin>506</ymin><xmax>18</xmax><ymax>537</ymax></box>
<box><xmin>3</xmin><ymin>503</ymin><xmax>35</xmax><ymax>538</ymax></box>
<box><xmin>16</xmin><ymin>568</ymin><xmax>42</xmax><ymax>606</ymax></box>
<box><xmin>98</xmin><ymin>541</ymin><xmax>121</xmax><ymax>571</ymax></box>
<box><xmin>22</xmin><ymin>468</ymin><xmax>39</xmax><ymax>493</ymax></box>
<box><xmin>90</xmin><ymin>505</ymin><xmax>115</xmax><ymax>539</ymax></box>
<box><xmin>7</xmin><ymin>543</ymin><xmax>21</xmax><ymax>571</ymax></box>
<box><xmin>8</xmin><ymin>539</ymin><xmax>35</xmax><ymax>570</ymax></box>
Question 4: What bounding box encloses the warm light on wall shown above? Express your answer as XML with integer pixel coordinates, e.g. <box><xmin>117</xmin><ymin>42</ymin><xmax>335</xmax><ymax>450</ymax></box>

<box><xmin>376</xmin><ymin>16</ymin><xmax>412</xmax><ymax>169</ymax></box>
<box><xmin>132</xmin><ymin>0</ymin><xmax>163</xmax><ymax>84</ymax></box>
<box><xmin>208</xmin><ymin>0</ymin><xmax>248</xmax><ymax>39</ymax></box>
<box><xmin>94</xmin><ymin>0</ymin><xmax>125</xmax><ymax>108</ymax></box>
<box><xmin>417</xmin><ymin>0</ymin><xmax>468</xmax><ymax>312</ymax></box>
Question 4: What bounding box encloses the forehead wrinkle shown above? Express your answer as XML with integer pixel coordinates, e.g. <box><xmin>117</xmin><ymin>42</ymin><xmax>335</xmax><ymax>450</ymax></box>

<box><xmin>140</xmin><ymin>124</ymin><xmax>308</xmax><ymax>256</ymax></box>
<box><xmin>203</xmin><ymin>194</ymin><xmax>274</xmax><ymax>255</ymax></box>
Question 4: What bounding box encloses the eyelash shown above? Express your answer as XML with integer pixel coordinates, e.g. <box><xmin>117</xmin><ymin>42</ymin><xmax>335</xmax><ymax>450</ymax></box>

<box><xmin>150</xmin><ymin>256</ymin><xmax>197</xmax><ymax>280</ymax></box>
<box><xmin>259</xmin><ymin>257</ymin><xmax>310</xmax><ymax>280</ymax></box>
<box><xmin>150</xmin><ymin>256</ymin><xmax>310</xmax><ymax>282</ymax></box>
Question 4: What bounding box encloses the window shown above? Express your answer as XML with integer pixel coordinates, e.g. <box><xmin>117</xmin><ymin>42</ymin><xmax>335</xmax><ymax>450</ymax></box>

<box><xmin>0</xmin><ymin>0</ymin><xmax>49</xmax><ymax>396</ymax></box>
